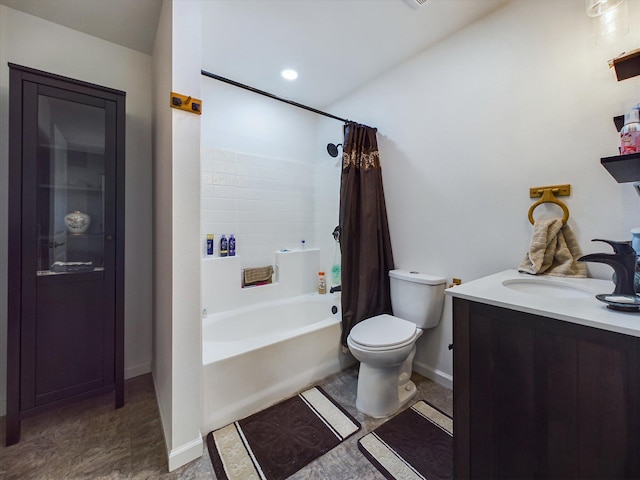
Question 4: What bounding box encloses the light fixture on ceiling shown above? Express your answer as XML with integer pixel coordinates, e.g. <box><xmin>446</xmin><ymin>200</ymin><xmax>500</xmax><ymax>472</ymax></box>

<box><xmin>281</xmin><ymin>69</ymin><xmax>298</xmax><ymax>81</ymax></box>
<box><xmin>586</xmin><ymin>0</ymin><xmax>629</xmax><ymax>45</ymax></box>
<box><xmin>402</xmin><ymin>0</ymin><xmax>429</xmax><ymax>9</ymax></box>
<box><xmin>586</xmin><ymin>0</ymin><xmax>623</xmax><ymax>17</ymax></box>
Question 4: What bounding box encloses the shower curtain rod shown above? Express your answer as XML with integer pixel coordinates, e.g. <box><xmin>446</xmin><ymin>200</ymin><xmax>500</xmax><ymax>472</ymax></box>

<box><xmin>201</xmin><ymin>69</ymin><xmax>350</xmax><ymax>124</ymax></box>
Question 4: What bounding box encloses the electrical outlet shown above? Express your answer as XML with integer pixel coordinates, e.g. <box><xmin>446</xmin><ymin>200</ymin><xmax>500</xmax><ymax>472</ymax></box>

<box><xmin>169</xmin><ymin>92</ymin><xmax>202</xmax><ymax>115</ymax></box>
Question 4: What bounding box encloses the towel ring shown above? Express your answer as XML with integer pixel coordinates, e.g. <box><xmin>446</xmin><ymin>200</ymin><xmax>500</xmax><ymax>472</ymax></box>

<box><xmin>528</xmin><ymin>188</ymin><xmax>570</xmax><ymax>225</ymax></box>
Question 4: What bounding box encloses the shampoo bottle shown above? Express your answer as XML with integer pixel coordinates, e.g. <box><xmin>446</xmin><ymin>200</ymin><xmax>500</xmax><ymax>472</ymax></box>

<box><xmin>206</xmin><ymin>234</ymin><xmax>214</xmax><ymax>256</ymax></box>
<box><xmin>228</xmin><ymin>234</ymin><xmax>236</xmax><ymax>256</ymax></box>
<box><xmin>318</xmin><ymin>271</ymin><xmax>326</xmax><ymax>294</ymax></box>
<box><xmin>220</xmin><ymin>234</ymin><xmax>228</xmax><ymax>257</ymax></box>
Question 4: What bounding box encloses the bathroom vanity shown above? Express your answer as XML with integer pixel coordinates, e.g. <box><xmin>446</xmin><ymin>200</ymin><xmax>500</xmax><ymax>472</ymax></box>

<box><xmin>447</xmin><ymin>270</ymin><xmax>639</xmax><ymax>479</ymax></box>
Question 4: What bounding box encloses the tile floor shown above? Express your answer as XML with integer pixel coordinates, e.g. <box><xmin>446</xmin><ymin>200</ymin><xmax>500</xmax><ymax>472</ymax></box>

<box><xmin>0</xmin><ymin>366</ymin><xmax>452</xmax><ymax>479</ymax></box>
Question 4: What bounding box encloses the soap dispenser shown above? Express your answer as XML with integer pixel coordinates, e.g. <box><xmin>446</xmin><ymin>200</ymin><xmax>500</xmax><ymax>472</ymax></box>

<box><xmin>620</xmin><ymin>108</ymin><xmax>640</xmax><ymax>154</ymax></box>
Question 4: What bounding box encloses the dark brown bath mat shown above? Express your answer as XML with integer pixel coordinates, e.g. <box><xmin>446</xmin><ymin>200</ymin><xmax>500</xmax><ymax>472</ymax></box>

<box><xmin>358</xmin><ymin>400</ymin><xmax>453</xmax><ymax>480</ymax></box>
<box><xmin>206</xmin><ymin>386</ymin><xmax>360</xmax><ymax>480</ymax></box>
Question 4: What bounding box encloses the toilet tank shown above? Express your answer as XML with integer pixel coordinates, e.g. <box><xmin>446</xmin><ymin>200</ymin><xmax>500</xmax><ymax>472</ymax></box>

<box><xmin>389</xmin><ymin>269</ymin><xmax>446</xmax><ymax>329</ymax></box>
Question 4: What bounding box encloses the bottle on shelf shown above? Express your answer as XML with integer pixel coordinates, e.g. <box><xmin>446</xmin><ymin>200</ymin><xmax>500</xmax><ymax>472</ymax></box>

<box><xmin>206</xmin><ymin>234</ymin><xmax>214</xmax><ymax>256</ymax></box>
<box><xmin>228</xmin><ymin>234</ymin><xmax>236</xmax><ymax>257</ymax></box>
<box><xmin>219</xmin><ymin>234</ymin><xmax>228</xmax><ymax>257</ymax></box>
<box><xmin>620</xmin><ymin>108</ymin><xmax>640</xmax><ymax>154</ymax></box>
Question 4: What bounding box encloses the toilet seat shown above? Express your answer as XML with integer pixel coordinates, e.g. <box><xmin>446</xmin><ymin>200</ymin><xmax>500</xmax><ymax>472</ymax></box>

<box><xmin>349</xmin><ymin>314</ymin><xmax>419</xmax><ymax>351</ymax></box>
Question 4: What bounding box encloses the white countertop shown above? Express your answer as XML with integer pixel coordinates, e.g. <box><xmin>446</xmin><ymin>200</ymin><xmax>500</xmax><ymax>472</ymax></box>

<box><xmin>445</xmin><ymin>269</ymin><xmax>640</xmax><ymax>337</ymax></box>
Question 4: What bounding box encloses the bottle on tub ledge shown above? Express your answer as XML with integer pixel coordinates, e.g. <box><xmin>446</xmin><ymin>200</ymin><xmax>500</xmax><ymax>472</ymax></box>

<box><xmin>219</xmin><ymin>234</ymin><xmax>228</xmax><ymax>257</ymax></box>
<box><xmin>228</xmin><ymin>234</ymin><xmax>236</xmax><ymax>257</ymax></box>
<box><xmin>318</xmin><ymin>271</ymin><xmax>327</xmax><ymax>294</ymax></box>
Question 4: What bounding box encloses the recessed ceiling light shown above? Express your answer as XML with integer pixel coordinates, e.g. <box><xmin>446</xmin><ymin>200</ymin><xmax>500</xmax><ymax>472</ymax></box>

<box><xmin>281</xmin><ymin>69</ymin><xmax>298</xmax><ymax>80</ymax></box>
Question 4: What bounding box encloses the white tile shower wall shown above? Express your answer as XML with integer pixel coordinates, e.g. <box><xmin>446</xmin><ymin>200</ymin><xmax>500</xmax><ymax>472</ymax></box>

<box><xmin>201</xmin><ymin>147</ymin><xmax>316</xmax><ymax>268</ymax></box>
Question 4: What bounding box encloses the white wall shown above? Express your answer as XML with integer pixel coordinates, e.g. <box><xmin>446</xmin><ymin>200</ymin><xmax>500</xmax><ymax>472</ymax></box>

<box><xmin>151</xmin><ymin>0</ymin><xmax>203</xmax><ymax>471</ymax></box>
<box><xmin>328</xmin><ymin>0</ymin><xmax>640</xmax><ymax>387</ymax></box>
<box><xmin>0</xmin><ymin>5</ymin><xmax>154</xmax><ymax>416</ymax></box>
<box><xmin>151</xmin><ymin>0</ymin><xmax>174</xmax><ymax>464</ymax></box>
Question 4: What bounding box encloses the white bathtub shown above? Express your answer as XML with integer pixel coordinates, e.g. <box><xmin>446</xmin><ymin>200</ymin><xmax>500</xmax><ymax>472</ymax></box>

<box><xmin>201</xmin><ymin>293</ymin><xmax>353</xmax><ymax>434</ymax></box>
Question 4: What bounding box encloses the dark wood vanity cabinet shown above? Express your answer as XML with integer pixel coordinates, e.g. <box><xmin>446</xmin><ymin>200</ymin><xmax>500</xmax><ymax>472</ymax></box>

<box><xmin>6</xmin><ymin>64</ymin><xmax>125</xmax><ymax>445</ymax></box>
<box><xmin>453</xmin><ymin>298</ymin><xmax>640</xmax><ymax>479</ymax></box>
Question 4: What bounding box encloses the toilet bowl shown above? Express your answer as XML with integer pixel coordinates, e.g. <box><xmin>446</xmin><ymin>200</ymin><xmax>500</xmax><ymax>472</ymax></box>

<box><xmin>346</xmin><ymin>270</ymin><xmax>445</xmax><ymax>417</ymax></box>
<box><xmin>347</xmin><ymin>314</ymin><xmax>423</xmax><ymax>417</ymax></box>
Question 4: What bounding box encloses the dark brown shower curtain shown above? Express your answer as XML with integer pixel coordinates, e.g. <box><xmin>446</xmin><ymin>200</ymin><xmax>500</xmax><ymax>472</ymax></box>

<box><xmin>339</xmin><ymin>122</ymin><xmax>394</xmax><ymax>346</ymax></box>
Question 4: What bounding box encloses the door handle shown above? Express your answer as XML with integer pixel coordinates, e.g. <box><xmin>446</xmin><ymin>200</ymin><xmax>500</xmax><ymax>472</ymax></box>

<box><xmin>105</xmin><ymin>235</ymin><xmax>114</xmax><ymax>241</ymax></box>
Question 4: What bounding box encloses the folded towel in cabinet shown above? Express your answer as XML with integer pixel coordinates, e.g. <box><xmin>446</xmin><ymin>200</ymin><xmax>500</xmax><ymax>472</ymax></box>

<box><xmin>519</xmin><ymin>218</ymin><xmax>587</xmax><ymax>277</ymax></box>
<box><xmin>243</xmin><ymin>265</ymin><xmax>274</xmax><ymax>286</ymax></box>
<box><xmin>50</xmin><ymin>261</ymin><xmax>95</xmax><ymax>273</ymax></box>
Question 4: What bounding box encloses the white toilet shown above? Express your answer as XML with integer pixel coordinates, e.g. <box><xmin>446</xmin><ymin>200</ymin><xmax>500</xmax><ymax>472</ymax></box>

<box><xmin>346</xmin><ymin>269</ymin><xmax>445</xmax><ymax>417</ymax></box>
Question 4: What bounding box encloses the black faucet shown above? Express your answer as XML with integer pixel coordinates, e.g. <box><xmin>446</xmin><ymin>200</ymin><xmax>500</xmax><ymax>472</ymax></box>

<box><xmin>329</xmin><ymin>285</ymin><xmax>341</xmax><ymax>293</ymax></box>
<box><xmin>578</xmin><ymin>239</ymin><xmax>637</xmax><ymax>296</ymax></box>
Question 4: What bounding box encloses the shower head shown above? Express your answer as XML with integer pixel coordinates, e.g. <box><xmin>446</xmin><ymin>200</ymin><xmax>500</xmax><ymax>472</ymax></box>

<box><xmin>327</xmin><ymin>143</ymin><xmax>342</xmax><ymax>158</ymax></box>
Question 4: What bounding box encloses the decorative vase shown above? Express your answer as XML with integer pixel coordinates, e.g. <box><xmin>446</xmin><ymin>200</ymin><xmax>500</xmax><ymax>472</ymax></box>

<box><xmin>64</xmin><ymin>210</ymin><xmax>91</xmax><ymax>234</ymax></box>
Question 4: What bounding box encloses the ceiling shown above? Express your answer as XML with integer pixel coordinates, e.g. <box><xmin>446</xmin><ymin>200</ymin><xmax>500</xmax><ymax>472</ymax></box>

<box><xmin>1</xmin><ymin>0</ymin><xmax>509</xmax><ymax>107</ymax></box>
<box><xmin>0</xmin><ymin>0</ymin><xmax>163</xmax><ymax>54</ymax></box>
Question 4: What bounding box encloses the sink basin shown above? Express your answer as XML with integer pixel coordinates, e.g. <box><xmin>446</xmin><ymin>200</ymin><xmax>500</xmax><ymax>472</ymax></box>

<box><xmin>502</xmin><ymin>278</ymin><xmax>593</xmax><ymax>298</ymax></box>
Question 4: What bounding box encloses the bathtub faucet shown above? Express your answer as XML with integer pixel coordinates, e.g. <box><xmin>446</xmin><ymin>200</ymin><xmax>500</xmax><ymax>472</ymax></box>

<box><xmin>330</xmin><ymin>285</ymin><xmax>341</xmax><ymax>293</ymax></box>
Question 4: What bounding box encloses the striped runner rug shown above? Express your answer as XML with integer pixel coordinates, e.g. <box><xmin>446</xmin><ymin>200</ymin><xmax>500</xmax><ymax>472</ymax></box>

<box><xmin>206</xmin><ymin>386</ymin><xmax>361</xmax><ymax>480</ymax></box>
<box><xmin>358</xmin><ymin>400</ymin><xmax>453</xmax><ymax>480</ymax></box>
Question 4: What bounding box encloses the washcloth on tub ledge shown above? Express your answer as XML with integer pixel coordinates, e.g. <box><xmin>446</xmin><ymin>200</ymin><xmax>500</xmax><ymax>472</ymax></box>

<box><xmin>244</xmin><ymin>265</ymin><xmax>274</xmax><ymax>286</ymax></box>
<box><xmin>519</xmin><ymin>217</ymin><xmax>587</xmax><ymax>277</ymax></box>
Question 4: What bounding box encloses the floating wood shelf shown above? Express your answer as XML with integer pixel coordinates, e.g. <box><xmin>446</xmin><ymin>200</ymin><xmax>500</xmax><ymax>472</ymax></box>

<box><xmin>601</xmin><ymin>152</ymin><xmax>640</xmax><ymax>183</ymax></box>
<box><xmin>609</xmin><ymin>48</ymin><xmax>640</xmax><ymax>81</ymax></box>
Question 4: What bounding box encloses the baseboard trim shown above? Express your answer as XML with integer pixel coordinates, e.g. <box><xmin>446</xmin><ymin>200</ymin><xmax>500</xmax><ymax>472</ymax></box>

<box><xmin>413</xmin><ymin>361</ymin><xmax>453</xmax><ymax>390</ymax></box>
<box><xmin>168</xmin><ymin>435</ymin><xmax>203</xmax><ymax>471</ymax></box>
<box><xmin>125</xmin><ymin>361</ymin><xmax>151</xmax><ymax>379</ymax></box>
<box><xmin>151</xmin><ymin>372</ymin><xmax>203</xmax><ymax>472</ymax></box>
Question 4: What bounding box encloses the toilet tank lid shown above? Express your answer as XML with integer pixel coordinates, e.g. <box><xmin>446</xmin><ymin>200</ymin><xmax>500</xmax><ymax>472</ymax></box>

<box><xmin>389</xmin><ymin>269</ymin><xmax>446</xmax><ymax>285</ymax></box>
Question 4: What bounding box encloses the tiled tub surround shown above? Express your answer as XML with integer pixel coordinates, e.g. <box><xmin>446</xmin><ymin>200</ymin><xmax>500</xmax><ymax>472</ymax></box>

<box><xmin>201</xmin><ymin>147</ymin><xmax>317</xmax><ymax>268</ymax></box>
